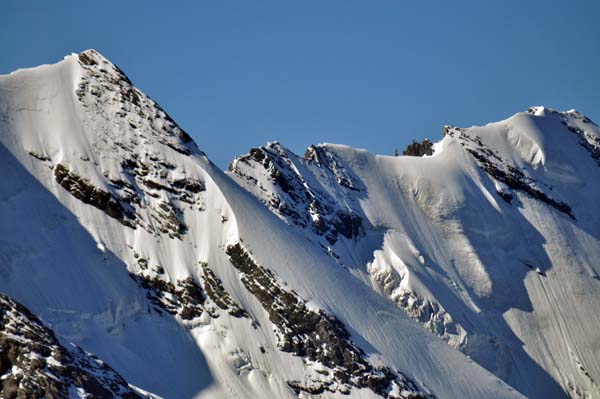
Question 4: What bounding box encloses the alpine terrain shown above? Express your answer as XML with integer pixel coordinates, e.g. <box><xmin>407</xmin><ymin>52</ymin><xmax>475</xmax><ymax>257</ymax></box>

<box><xmin>0</xmin><ymin>50</ymin><xmax>598</xmax><ymax>399</ymax></box>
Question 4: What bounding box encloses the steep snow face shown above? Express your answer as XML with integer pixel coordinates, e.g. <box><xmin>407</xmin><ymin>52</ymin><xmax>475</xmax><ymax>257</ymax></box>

<box><xmin>229</xmin><ymin>108</ymin><xmax>600</xmax><ymax>399</ymax></box>
<box><xmin>0</xmin><ymin>50</ymin><xmax>524</xmax><ymax>399</ymax></box>
<box><xmin>0</xmin><ymin>50</ymin><xmax>217</xmax><ymax>398</ymax></box>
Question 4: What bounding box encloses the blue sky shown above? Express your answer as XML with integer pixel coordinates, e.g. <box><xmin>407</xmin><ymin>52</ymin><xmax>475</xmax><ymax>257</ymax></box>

<box><xmin>2</xmin><ymin>1</ymin><xmax>599</xmax><ymax>168</ymax></box>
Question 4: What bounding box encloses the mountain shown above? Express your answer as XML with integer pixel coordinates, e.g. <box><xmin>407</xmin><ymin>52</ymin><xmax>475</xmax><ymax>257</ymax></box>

<box><xmin>0</xmin><ymin>50</ymin><xmax>597</xmax><ymax>399</ymax></box>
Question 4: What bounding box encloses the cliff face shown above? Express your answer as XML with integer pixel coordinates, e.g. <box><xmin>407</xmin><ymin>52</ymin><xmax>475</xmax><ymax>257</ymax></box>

<box><xmin>0</xmin><ymin>50</ymin><xmax>598</xmax><ymax>399</ymax></box>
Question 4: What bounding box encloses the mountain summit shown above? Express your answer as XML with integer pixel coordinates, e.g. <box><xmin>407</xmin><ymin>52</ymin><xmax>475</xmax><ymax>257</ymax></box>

<box><xmin>0</xmin><ymin>50</ymin><xmax>598</xmax><ymax>399</ymax></box>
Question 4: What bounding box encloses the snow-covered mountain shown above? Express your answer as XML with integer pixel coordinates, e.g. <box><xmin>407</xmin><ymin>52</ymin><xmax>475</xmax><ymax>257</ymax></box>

<box><xmin>0</xmin><ymin>50</ymin><xmax>598</xmax><ymax>399</ymax></box>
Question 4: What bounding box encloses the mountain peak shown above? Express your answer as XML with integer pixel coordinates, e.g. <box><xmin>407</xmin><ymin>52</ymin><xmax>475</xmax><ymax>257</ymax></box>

<box><xmin>1</xmin><ymin>52</ymin><xmax>599</xmax><ymax>399</ymax></box>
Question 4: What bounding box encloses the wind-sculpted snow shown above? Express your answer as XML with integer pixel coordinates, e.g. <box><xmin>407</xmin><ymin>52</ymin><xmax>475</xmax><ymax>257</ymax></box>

<box><xmin>445</xmin><ymin>124</ymin><xmax>575</xmax><ymax>218</ymax></box>
<box><xmin>230</xmin><ymin>108</ymin><xmax>600</xmax><ymax>398</ymax></box>
<box><xmin>27</xmin><ymin>49</ymin><xmax>208</xmax><ymax>240</ymax></box>
<box><xmin>3</xmin><ymin>50</ymin><xmax>596</xmax><ymax>399</ymax></box>
<box><xmin>76</xmin><ymin>51</ymin><xmax>197</xmax><ymax>156</ymax></box>
<box><xmin>0</xmin><ymin>292</ymin><xmax>146</xmax><ymax>399</ymax></box>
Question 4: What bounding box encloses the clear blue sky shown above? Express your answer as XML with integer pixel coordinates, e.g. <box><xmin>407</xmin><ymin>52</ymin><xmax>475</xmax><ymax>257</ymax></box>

<box><xmin>2</xmin><ymin>1</ymin><xmax>599</xmax><ymax>168</ymax></box>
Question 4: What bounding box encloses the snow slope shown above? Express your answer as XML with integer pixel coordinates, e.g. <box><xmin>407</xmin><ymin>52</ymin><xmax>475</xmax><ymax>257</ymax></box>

<box><xmin>229</xmin><ymin>109</ymin><xmax>600</xmax><ymax>399</ymax></box>
<box><xmin>0</xmin><ymin>49</ymin><xmax>595</xmax><ymax>399</ymax></box>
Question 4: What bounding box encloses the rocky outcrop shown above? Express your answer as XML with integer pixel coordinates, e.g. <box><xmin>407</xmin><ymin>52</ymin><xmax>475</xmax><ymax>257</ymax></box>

<box><xmin>77</xmin><ymin>50</ymin><xmax>207</xmax><ymax>239</ymax></box>
<box><xmin>54</xmin><ymin>163</ymin><xmax>136</xmax><ymax>227</ymax></box>
<box><xmin>77</xmin><ymin>50</ymin><xmax>196</xmax><ymax>156</ymax></box>
<box><xmin>303</xmin><ymin>144</ymin><xmax>364</xmax><ymax>191</ymax></box>
<box><xmin>226</xmin><ymin>243</ymin><xmax>432</xmax><ymax>399</ymax></box>
<box><xmin>118</xmin><ymin>156</ymin><xmax>206</xmax><ymax>238</ymax></box>
<box><xmin>558</xmin><ymin>111</ymin><xmax>600</xmax><ymax>167</ymax></box>
<box><xmin>0</xmin><ymin>292</ymin><xmax>145</xmax><ymax>399</ymax></box>
<box><xmin>229</xmin><ymin>143</ymin><xmax>365</xmax><ymax>245</ymax></box>
<box><xmin>129</xmin><ymin>274</ymin><xmax>206</xmax><ymax>320</ymax></box>
<box><xmin>199</xmin><ymin>261</ymin><xmax>248</xmax><ymax>318</ymax></box>
<box><xmin>403</xmin><ymin>139</ymin><xmax>434</xmax><ymax>156</ymax></box>
<box><xmin>30</xmin><ymin>50</ymin><xmax>208</xmax><ymax>240</ymax></box>
<box><xmin>129</xmin><ymin>273</ymin><xmax>206</xmax><ymax>320</ymax></box>
<box><xmin>445</xmin><ymin>126</ymin><xmax>575</xmax><ymax>219</ymax></box>
<box><xmin>130</xmin><ymin>261</ymin><xmax>249</xmax><ymax>322</ymax></box>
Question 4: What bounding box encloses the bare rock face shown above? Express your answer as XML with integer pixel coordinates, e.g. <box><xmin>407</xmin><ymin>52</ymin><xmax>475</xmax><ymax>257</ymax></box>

<box><xmin>0</xmin><ymin>293</ymin><xmax>145</xmax><ymax>399</ymax></box>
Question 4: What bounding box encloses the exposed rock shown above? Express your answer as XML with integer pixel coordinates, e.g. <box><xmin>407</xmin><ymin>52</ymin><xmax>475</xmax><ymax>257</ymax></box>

<box><xmin>117</xmin><ymin>156</ymin><xmax>205</xmax><ymax>239</ymax></box>
<box><xmin>287</xmin><ymin>380</ymin><xmax>328</xmax><ymax>395</ymax></box>
<box><xmin>36</xmin><ymin>50</ymin><xmax>210</xmax><ymax>240</ymax></box>
<box><xmin>129</xmin><ymin>274</ymin><xmax>205</xmax><ymax>320</ymax></box>
<box><xmin>0</xmin><ymin>292</ymin><xmax>145</xmax><ymax>399</ymax></box>
<box><xmin>226</xmin><ymin>243</ymin><xmax>432</xmax><ymax>399</ymax></box>
<box><xmin>304</xmin><ymin>145</ymin><xmax>364</xmax><ymax>191</ymax></box>
<box><xmin>77</xmin><ymin>50</ymin><xmax>198</xmax><ymax>156</ymax></box>
<box><xmin>154</xmin><ymin>200</ymin><xmax>187</xmax><ymax>237</ymax></box>
<box><xmin>446</xmin><ymin>127</ymin><xmax>575</xmax><ymax>219</ymax></box>
<box><xmin>229</xmin><ymin>143</ymin><xmax>365</xmax><ymax>245</ymax></box>
<box><xmin>403</xmin><ymin>139</ymin><xmax>434</xmax><ymax>157</ymax></box>
<box><xmin>172</xmin><ymin>177</ymin><xmax>206</xmax><ymax>194</ymax></box>
<box><xmin>200</xmin><ymin>262</ymin><xmax>248</xmax><ymax>318</ymax></box>
<box><xmin>559</xmin><ymin>112</ymin><xmax>600</xmax><ymax>167</ymax></box>
<box><xmin>54</xmin><ymin>163</ymin><xmax>136</xmax><ymax>227</ymax></box>
<box><xmin>130</xmin><ymin>262</ymin><xmax>249</xmax><ymax>322</ymax></box>
<box><xmin>27</xmin><ymin>150</ymin><xmax>50</xmax><ymax>162</ymax></box>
